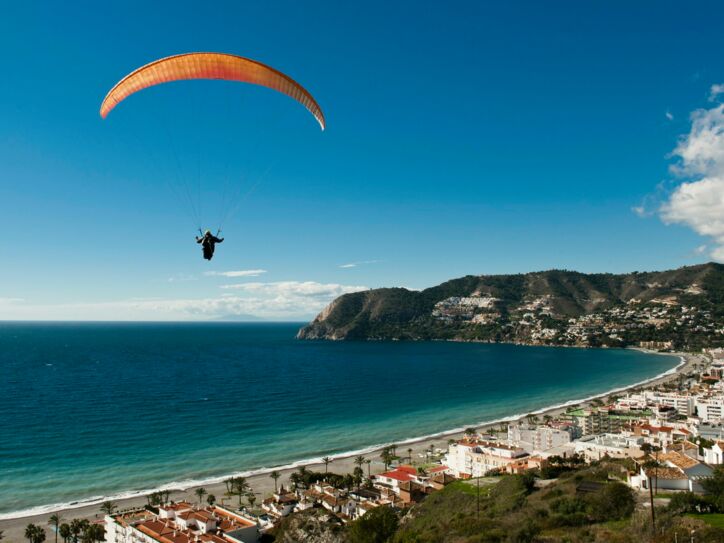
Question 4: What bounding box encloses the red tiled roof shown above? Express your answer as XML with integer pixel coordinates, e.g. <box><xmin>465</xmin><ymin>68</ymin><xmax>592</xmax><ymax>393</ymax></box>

<box><xmin>378</xmin><ymin>470</ymin><xmax>413</xmax><ymax>482</ymax></box>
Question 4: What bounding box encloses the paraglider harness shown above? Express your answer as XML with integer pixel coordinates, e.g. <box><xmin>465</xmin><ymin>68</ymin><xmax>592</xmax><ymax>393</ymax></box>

<box><xmin>197</xmin><ymin>229</ymin><xmax>224</xmax><ymax>261</ymax></box>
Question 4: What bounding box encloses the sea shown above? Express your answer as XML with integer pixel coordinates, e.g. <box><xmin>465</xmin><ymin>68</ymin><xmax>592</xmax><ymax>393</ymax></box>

<box><xmin>0</xmin><ymin>322</ymin><xmax>680</xmax><ymax>517</ymax></box>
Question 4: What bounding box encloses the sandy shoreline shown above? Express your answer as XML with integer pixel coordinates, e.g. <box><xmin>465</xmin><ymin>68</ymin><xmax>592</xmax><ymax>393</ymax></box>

<box><xmin>0</xmin><ymin>349</ymin><xmax>700</xmax><ymax>540</ymax></box>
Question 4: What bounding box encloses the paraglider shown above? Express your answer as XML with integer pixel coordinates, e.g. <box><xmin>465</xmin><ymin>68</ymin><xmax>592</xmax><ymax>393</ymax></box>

<box><xmin>100</xmin><ymin>52</ymin><xmax>325</xmax><ymax>129</ymax></box>
<box><xmin>100</xmin><ymin>52</ymin><xmax>325</xmax><ymax>260</ymax></box>
<box><xmin>196</xmin><ymin>230</ymin><xmax>224</xmax><ymax>261</ymax></box>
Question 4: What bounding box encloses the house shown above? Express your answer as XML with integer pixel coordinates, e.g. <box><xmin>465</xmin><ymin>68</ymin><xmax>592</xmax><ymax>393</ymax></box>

<box><xmin>703</xmin><ymin>440</ymin><xmax>724</xmax><ymax>464</ymax></box>
<box><xmin>573</xmin><ymin>434</ymin><xmax>643</xmax><ymax>462</ymax></box>
<box><xmin>261</xmin><ymin>487</ymin><xmax>297</xmax><ymax>518</ymax></box>
<box><xmin>373</xmin><ymin>465</ymin><xmax>418</xmax><ymax>493</ymax></box>
<box><xmin>397</xmin><ymin>480</ymin><xmax>428</xmax><ymax>505</ymax></box>
<box><xmin>628</xmin><ymin>451</ymin><xmax>714</xmax><ymax>493</ymax></box>
<box><xmin>105</xmin><ymin>505</ymin><xmax>259</xmax><ymax>543</ymax></box>
<box><xmin>429</xmin><ymin>472</ymin><xmax>457</xmax><ymax>490</ymax></box>
<box><xmin>444</xmin><ymin>439</ymin><xmax>528</xmax><ymax>478</ymax></box>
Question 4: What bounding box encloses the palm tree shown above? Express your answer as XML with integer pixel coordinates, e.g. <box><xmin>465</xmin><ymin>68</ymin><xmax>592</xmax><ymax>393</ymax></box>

<box><xmin>353</xmin><ymin>466</ymin><xmax>364</xmax><ymax>493</ymax></box>
<box><xmin>246</xmin><ymin>492</ymin><xmax>257</xmax><ymax>509</ymax></box>
<box><xmin>195</xmin><ymin>487</ymin><xmax>207</xmax><ymax>506</ymax></box>
<box><xmin>99</xmin><ymin>501</ymin><xmax>116</xmax><ymax>516</ymax></box>
<box><xmin>48</xmin><ymin>514</ymin><xmax>62</xmax><ymax>543</ymax></box>
<box><xmin>365</xmin><ymin>458</ymin><xmax>372</xmax><ymax>479</ymax></box>
<box><xmin>322</xmin><ymin>456</ymin><xmax>332</xmax><ymax>473</ymax></box>
<box><xmin>25</xmin><ymin>524</ymin><xmax>46</xmax><ymax>543</ymax></box>
<box><xmin>84</xmin><ymin>524</ymin><xmax>104</xmax><ymax>543</ymax></box>
<box><xmin>295</xmin><ymin>466</ymin><xmax>309</xmax><ymax>488</ymax></box>
<box><xmin>233</xmin><ymin>477</ymin><xmax>249</xmax><ymax>507</ymax></box>
<box><xmin>379</xmin><ymin>448</ymin><xmax>393</xmax><ymax>471</ymax></box>
<box><xmin>407</xmin><ymin>447</ymin><xmax>413</xmax><ymax>463</ymax></box>
<box><xmin>206</xmin><ymin>494</ymin><xmax>216</xmax><ymax>506</ymax></box>
<box><xmin>354</xmin><ymin>455</ymin><xmax>366</xmax><ymax>472</ymax></box>
<box><xmin>0</xmin><ymin>530</ymin><xmax>4</xmax><ymax>541</ymax></box>
<box><xmin>224</xmin><ymin>477</ymin><xmax>235</xmax><ymax>494</ymax></box>
<box><xmin>270</xmin><ymin>470</ymin><xmax>281</xmax><ymax>493</ymax></box>
<box><xmin>58</xmin><ymin>524</ymin><xmax>70</xmax><ymax>543</ymax></box>
<box><xmin>69</xmin><ymin>519</ymin><xmax>83</xmax><ymax>543</ymax></box>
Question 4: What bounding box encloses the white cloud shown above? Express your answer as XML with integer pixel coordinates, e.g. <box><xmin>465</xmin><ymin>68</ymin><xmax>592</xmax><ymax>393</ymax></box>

<box><xmin>660</xmin><ymin>100</ymin><xmax>724</xmax><ymax>261</ymax></box>
<box><xmin>665</xmin><ymin>110</ymin><xmax>674</xmax><ymax>121</ymax></box>
<box><xmin>710</xmin><ymin>84</ymin><xmax>724</xmax><ymax>102</ymax></box>
<box><xmin>204</xmin><ymin>269</ymin><xmax>267</xmax><ymax>278</ymax></box>
<box><xmin>693</xmin><ymin>244</ymin><xmax>708</xmax><ymax>255</ymax></box>
<box><xmin>338</xmin><ymin>260</ymin><xmax>381</xmax><ymax>269</ymax></box>
<box><xmin>631</xmin><ymin>205</ymin><xmax>650</xmax><ymax>218</ymax></box>
<box><xmin>167</xmin><ymin>273</ymin><xmax>197</xmax><ymax>283</ymax></box>
<box><xmin>0</xmin><ymin>282</ymin><xmax>369</xmax><ymax>321</ymax></box>
<box><xmin>220</xmin><ymin>280</ymin><xmax>367</xmax><ymax>298</ymax></box>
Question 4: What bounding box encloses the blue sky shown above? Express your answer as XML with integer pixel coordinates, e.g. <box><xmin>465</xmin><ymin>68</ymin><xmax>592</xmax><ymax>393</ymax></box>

<box><xmin>1</xmin><ymin>1</ymin><xmax>724</xmax><ymax>320</ymax></box>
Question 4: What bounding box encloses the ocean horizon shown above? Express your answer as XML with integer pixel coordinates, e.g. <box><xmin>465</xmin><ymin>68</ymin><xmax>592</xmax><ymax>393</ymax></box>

<box><xmin>0</xmin><ymin>322</ymin><xmax>679</xmax><ymax>517</ymax></box>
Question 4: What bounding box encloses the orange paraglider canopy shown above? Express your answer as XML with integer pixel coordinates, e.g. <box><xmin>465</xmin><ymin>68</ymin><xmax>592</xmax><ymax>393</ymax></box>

<box><xmin>100</xmin><ymin>52</ymin><xmax>325</xmax><ymax>130</ymax></box>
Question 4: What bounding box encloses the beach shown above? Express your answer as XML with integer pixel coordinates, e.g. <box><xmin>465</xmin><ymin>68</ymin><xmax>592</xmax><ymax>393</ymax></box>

<box><xmin>0</xmin><ymin>349</ymin><xmax>698</xmax><ymax>541</ymax></box>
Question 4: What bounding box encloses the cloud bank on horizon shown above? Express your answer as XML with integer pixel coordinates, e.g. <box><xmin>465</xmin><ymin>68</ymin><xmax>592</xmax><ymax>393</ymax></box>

<box><xmin>0</xmin><ymin>281</ymin><xmax>368</xmax><ymax>321</ymax></box>
<box><xmin>660</xmin><ymin>84</ymin><xmax>724</xmax><ymax>262</ymax></box>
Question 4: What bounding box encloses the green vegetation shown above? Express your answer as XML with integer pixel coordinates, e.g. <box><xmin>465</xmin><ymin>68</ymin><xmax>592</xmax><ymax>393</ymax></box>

<box><xmin>298</xmin><ymin>263</ymin><xmax>724</xmax><ymax>350</ymax></box>
<box><xmin>687</xmin><ymin>513</ymin><xmax>724</xmax><ymax>528</ymax></box>
<box><xmin>270</xmin><ymin>460</ymin><xmax>724</xmax><ymax>542</ymax></box>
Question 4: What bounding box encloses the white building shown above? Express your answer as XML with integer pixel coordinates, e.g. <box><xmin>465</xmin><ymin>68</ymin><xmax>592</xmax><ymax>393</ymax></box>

<box><xmin>105</xmin><ymin>505</ymin><xmax>259</xmax><ymax>543</ymax></box>
<box><xmin>573</xmin><ymin>434</ymin><xmax>644</xmax><ymax>462</ymax></box>
<box><xmin>695</xmin><ymin>397</ymin><xmax>724</xmax><ymax>423</ymax></box>
<box><xmin>507</xmin><ymin>423</ymin><xmax>577</xmax><ymax>452</ymax></box>
<box><xmin>444</xmin><ymin>439</ymin><xmax>527</xmax><ymax>478</ymax></box>
<box><xmin>704</xmin><ymin>441</ymin><xmax>724</xmax><ymax>464</ymax></box>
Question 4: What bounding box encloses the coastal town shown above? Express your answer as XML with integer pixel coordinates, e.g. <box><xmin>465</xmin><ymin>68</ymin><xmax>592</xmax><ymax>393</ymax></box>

<box><xmin>432</xmin><ymin>290</ymin><xmax>722</xmax><ymax>351</ymax></box>
<box><xmin>8</xmin><ymin>347</ymin><xmax>724</xmax><ymax>542</ymax></box>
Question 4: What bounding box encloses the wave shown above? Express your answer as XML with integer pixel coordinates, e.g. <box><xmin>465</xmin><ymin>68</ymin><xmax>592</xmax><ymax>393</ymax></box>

<box><xmin>0</xmin><ymin>352</ymin><xmax>685</xmax><ymax>521</ymax></box>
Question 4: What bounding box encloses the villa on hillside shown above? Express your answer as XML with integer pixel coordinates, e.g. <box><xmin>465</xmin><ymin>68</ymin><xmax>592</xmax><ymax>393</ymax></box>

<box><xmin>105</xmin><ymin>503</ymin><xmax>259</xmax><ymax>543</ymax></box>
<box><xmin>444</xmin><ymin>439</ymin><xmax>528</xmax><ymax>478</ymax></box>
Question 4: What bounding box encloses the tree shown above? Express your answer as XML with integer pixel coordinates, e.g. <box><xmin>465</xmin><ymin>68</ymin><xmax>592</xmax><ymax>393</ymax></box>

<box><xmin>48</xmin><ymin>514</ymin><xmax>62</xmax><ymax>543</ymax></box>
<box><xmin>702</xmin><ymin>465</ymin><xmax>724</xmax><ymax>511</ymax></box>
<box><xmin>82</xmin><ymin>524</ymin><xmax>104</xmax><ymax>543</ymax></box>
<box><xmin>58</xmin><ymin>524</ymin><xmax>71</xmax><ymax>543</ymax></box>
<box><xmin>99</xmin><ymin>501</ymin><xmax>116</xmax><ymax>516</ymax></box>
<box><xmin>246</xmin><ymin>492</ymin><xmax>257</xmax><ymax>509</ymax></box>
<box><xmin>69</xmin><ymin>519</ymin><xmax>84</xmax><ymax>543</ymax></box>
<box><xmin>224</xmin><ymin>477</ymin><xmax>234</xmax><ymax>494</ymax></box>
<box><xmin>194</xmin><ymin>487</ymin><xmax>207</xmax><ymax>506</ymax></box>
<box><xmin>407</xmin><ymin>447</ymin><xmax>413</xmax><ymax>463</ymax></box>
<box><xmin>347</xmin><ymin>506</ymin><xmax>399</xmax><ymax>543</ymax></box>
<box><xmin>464</xmin><ymin>427</ymin><xmax>477</xmax><ymax>438</ymax></box>
<box><xmin>206</xmin><ymin>494</ymin><xmax>216</xmax><ymax>506</ymax></box>
<box><xmin>379</xmin><ymin>448</ymin><xmax>394</xmax><ymax>471</ymax></box>
<box><xmin>322</xmin><ymin>456</ymin><xmax>332</xmax><ymax>473</ymax></box>
<box><xmin>354</xmin><ymin>455</ymin><xmax>366</xmax><ymax>474</ymax></box>
<box><xmin>232</xmin><ymin>478</ymin><xmax>249</xmax><ymax>507</ymax></box>
<box><xmin>353</xmin><ymin>466</ymin><xmax>364</xmax><ymax>492</ymax></box>
<box><xmin>270</xmin><ymin>470</ymin><xmax>281</xmax><ymax>493</ymax></box>
<box><xmin>586</xmin><ymin>482</ymin><xmax>636</xmax><ymax>522</ymax></box>
<box><xmin>25</xmin><ymin>524</ymin><xmax>46</xmax><ymax>543</ymax></box>
<box><xmin>365</xmin><ymin>458</ymin><xmax>372</xmax><ymax>479</ymax></box>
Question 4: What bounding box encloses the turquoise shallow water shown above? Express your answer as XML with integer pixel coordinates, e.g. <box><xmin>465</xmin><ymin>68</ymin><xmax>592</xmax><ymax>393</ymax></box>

<box><xmin>0</xmin><ymin>322</ymin><xmax>678</xmax><ymax>516</ymax></box>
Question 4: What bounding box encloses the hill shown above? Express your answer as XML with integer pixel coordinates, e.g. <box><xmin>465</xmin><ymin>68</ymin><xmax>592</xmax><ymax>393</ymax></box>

<box><xmin>297</xmin><ymin>263</ymin><xmax>724</xmax><ymax>350</ymax></box>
